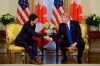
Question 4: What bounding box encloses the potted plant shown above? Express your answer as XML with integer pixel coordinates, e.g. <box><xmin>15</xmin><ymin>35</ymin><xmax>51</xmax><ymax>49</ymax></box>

<box><xmin>86</xmin><ymin>14</ymin><xmax>100</xmax><ymax>31</ymax></box>
<box><xmin>44</xmin><ymin>23</ymin><xmax>56</xmax><ymax>35</ymax></box>
<box><xmin>0</xmin><ymin>13</ymin><xmax>14</xmax><ymax>25</ymax></box>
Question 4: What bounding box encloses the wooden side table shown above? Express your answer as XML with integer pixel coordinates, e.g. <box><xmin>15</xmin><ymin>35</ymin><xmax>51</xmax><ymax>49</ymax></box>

<box><xmin>88</xmin><ymin>31</ymin><xmax>100</xmax><ymax>50</ymax></box>
<box><xmin>0</xmin><ymin>30</ymin><xmax>6</xmax><ymax>42</ymax></box>
<box><xmin>88</xmin><ymin>31</ymin><xmax>100</xmax><ymax>44</ymax></box>
<box><xmin>88</xmin><ymin>31</ymin><xmax>100</xmax><ymax>63</ymax></box>
<box><xmin>0</xmin><ymin>30</ymin><xmax>6</xmax><ymax>53</ymax></box>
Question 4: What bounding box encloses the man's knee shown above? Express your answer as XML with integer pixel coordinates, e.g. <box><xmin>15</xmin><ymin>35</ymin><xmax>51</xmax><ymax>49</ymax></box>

<box><xmin>59</xmin><ymin>39</ymin><xmax>66</xmax><ymax>49</ymax></box>
<box><xmin>59</xmin><ymin>40</ymin><xmax>64</xmax><ymax>46</ymax></box>
<box><xmin>31</xmin><ymin>40</ymin><xmax>38</xmax><ymax>47</ymax></box>
<box><xmin>34</xmin><ymin>40</ymin><xmax>38</xmax><ymax>45</ymax></box>
<box><xmin>77</xmin><ymin>43</ymin><xmax>85</xmax><ymax>52</ymax></box>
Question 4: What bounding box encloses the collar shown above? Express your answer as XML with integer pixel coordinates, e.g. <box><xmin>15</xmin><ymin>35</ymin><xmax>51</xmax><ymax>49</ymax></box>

<box><xmin>67</xmin><ymin>20</ymin><xmax>70</xmax><ymax>25</ymax></box>
<box><xmin>66</xmin><ymin>20</ymin><xmax>70</xmax><ymax>30</ymax></box>
<box><xmin>30</xmin><ymin>22</ymin><xmax>34</xmax><ymax>26</ymax></box>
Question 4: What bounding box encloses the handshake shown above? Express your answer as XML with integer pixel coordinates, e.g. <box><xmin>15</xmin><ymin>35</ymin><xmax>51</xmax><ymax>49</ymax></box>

<box><xmin>44</xmin><ymin>35</ymin><xmax>52</xmax><ymax>41</ymax></box>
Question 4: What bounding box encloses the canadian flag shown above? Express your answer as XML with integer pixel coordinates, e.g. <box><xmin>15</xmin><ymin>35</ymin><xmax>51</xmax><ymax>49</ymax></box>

<box><xmin>34</xmin><ymin>0</ymin><xmax>48</xmax><ymax>50</ymax></box>
<box><xmin>69</xmin><ymin>0</ymin><xmax>83</xmax><ymax>22</ymax></box>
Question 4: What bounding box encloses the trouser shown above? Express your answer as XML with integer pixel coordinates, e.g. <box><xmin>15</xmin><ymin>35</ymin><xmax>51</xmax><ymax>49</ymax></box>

<box><xmin>14</xmin><ymin>40</ymin><xmax>38</xmax><ymax>59</ymax></box>
<box><xmin>59</xmin><ymin>39</ymin><xmax>85</xmax><ymax>60</ymax></box>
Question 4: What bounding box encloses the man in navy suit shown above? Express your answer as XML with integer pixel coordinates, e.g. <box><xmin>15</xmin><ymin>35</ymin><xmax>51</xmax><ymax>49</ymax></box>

<box><xmin>14</xmin><ymin>14</ymin><xmax>48</xmax><ymax>64</ymax></box>
<box><xmin>46</xmin><ymin>13</ymin><xmax>85</xmax><ymax>63</ymax></box>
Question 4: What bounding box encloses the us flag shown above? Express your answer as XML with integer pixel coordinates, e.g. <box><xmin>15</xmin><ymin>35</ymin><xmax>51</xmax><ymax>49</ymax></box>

<box><xmin>16</xmin><ymin>0</ymin><xmax>30</xmax><ymax>24</ymax></box>
<box><xmin>51</xmin><ymin>0</ymin><xmax>64</xmax><ymax>30</ymax></box>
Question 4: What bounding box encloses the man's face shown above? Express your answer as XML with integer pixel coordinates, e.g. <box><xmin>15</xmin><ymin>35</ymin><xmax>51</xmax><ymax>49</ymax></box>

<box><xmin>61</xmin><ymin>15</ymin><xmax>69</xmax><ymax>24</ymax></box>
<box><xmin>31</xmin><ymin>18</ymin><xmax>38</xmax><ymax>24</ymax></box>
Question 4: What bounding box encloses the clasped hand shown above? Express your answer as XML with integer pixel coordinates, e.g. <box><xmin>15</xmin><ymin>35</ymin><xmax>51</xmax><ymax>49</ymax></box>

<box><xmin>69</xmin><ymin>43</ymin><xmax>77</xmax><ymax>50</ymax></box>
<box><xmin>44</xmin><ymin>35</ymin><xmax>52</xmax><ymax>41</ymax></box>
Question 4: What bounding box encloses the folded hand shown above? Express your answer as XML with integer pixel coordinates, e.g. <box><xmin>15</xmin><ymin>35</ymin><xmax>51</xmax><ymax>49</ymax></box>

<box><xmin>44</xmin><ymin>35</ymin><xmax>52</xmax><ymax>41</ymax></box>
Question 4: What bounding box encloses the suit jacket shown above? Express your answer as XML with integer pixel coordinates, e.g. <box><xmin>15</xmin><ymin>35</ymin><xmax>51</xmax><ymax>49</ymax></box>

<box><xmin>53</xmin><ymin>20</ymin><xmax>84</xmax><ymax>45</ymax></box>
<box><xmin>14</xmin><ymin>21</ymin><xmax>44</xmax><ymax>42</ymax></box>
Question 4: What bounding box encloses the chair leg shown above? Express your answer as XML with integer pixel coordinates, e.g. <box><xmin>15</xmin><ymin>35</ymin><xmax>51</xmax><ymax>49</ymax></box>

<box><xmin>21</xmin><ymin>52</ymin><xmax>27</xmax><ymax>64</ymax></box>
<box><xmin>8</xmin><ymin>51</ymin><xmax>14</xmax><ymax>63</ymax></box>
<box><xmin>7</xmin><ymin>51</ymin><xmax>12</xmax><ymax>63</ymax></box>
<box><xmin>25</xmin><ymin>53</ymin><xmax>27</xmax><ymax>63</ymax></box>
<box><xmin>9</xmin><ymin>51</ymin><xmax>13</xmax><ymax>63</ymax></box>
<box><xmin>66</xmin><ymin>48</ymin><xmax>78</xmax><ymax>63</ymax></box>
<box><xmin>11</xmin><ymin>51</ymin><xmax>15</xmax><ymax>63</ymax></box>
<box><xmin>66</xmin><ymin>50</ymin><xmax>71</xmax><ymax>63</ymax></box>
<box><xmin>15</xmin><ymin>52</ymin><xmax>17</xmax><ymax>64</ymax></box>
<box><xmin>83</xmin><ymin>50</ymin><xmax>89</xmax><ymax>63</ymax></box>
<box><xmin>85</xmin><ymin>50</ymin><xmax>89</xmax><ymax>63</ymax></box>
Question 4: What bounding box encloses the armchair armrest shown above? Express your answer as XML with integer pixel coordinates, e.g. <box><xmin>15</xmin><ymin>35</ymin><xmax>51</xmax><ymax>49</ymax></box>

<box><xmin>85</xmin><ymin>35</ymin><xmax>88</xmax><ymax>39</ymax></box>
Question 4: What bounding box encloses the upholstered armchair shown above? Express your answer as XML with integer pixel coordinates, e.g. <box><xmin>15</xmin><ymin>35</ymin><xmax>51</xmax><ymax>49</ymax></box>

<box><xmin>5</xmin><ymin>22</ymin><xmax>26</xmax><ymax>63</ymax></box>
<box><xmin>80</xmin><ymin>23</ymin><xmax>89</xmax><ymax>63</ymax></box>
<box><xmin>66</xmin><ymin>23</ymin><xmax>89</xmax><ymax>63</ymax></box>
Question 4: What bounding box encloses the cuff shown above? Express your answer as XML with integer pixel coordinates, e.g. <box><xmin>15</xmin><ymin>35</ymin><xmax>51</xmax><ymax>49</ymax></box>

<box><xmin>74</xmin><ymin>42</ymin><xmax>77</xmax><ymax>45</ymax></box>
<box><xmin>50</xmin><ymin>38</ymin><xmax>53</xmax><ymax>41</ymax></box>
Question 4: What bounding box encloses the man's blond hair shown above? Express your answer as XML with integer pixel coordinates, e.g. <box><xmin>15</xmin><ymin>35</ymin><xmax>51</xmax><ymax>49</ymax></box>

<box><xmin>61</xmin><ymin>13</ymin><xmax>70</xmax><ymax>19</ymax></box>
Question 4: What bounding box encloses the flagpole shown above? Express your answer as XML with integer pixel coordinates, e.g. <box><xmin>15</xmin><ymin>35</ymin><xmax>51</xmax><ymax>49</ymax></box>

<box><xmin>28</xmin><ymin>0</ymin><xmax>34</xmax><ymax>14</ymax></box>
<box><xmin>64</xmin><ymin>0</ymin><xmax>70</xmax><ymax>13</ymax></box>
<box><xmin>32</xmin><ymin>0</ymin><xmax>35</xmax><ymax>13</ymax></box>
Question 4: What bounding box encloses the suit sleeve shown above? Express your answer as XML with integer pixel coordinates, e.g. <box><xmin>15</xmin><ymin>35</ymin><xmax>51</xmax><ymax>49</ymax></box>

<box><xmin>75</xmin><ymin>22</ymin><xmax>82</xmax><ymax>43</ymax></box>
<box><xmin>52</xmin><ymin>24</ymin><xmax>62</xmax><ymax>41</ymax></box>
<box><xmin>24</xmin><ymin>24</ymin><xmax>44</xmax><ymax>38</ymax></box>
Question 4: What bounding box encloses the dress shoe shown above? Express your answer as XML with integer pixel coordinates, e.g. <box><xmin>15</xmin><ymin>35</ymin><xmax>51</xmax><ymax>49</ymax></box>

<box><xmin>30</xmin><ymin>59</ymin><xmax>37</xmax><ymax>64</ymax></box>
<box><xmin>77</xmin><ymin>59</ymin><xmax>82</xmax><ymax>64</ymax></box>
<box><xmin>36</xmin><ymin>59</ymin><xmax>43</xmax><ymax>64</ymax></box>
<box><xmin>61</xmin><ymin>59</ymin><xmax>67</xmax><ymax>64</ymax></box>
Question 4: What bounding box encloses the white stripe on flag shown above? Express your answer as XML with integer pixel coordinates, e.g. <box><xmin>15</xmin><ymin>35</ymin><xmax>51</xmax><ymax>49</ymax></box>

<box><xmin>18</xmin><ymin>5</ymin><xmax>29</xmax><ymax>21</ymax></box>
<box><xmin>53</xmin><ymin>6</ymin><xmax>62</xmax><ymax>23</ymax></box>
<box><xmin>51</xmin><ymin>15</ymin><xmax>59</xmax><ymax>29</ymax></box>
<box><xmin>26</xmin><ymin>8</ymin><xmax>30</xmax><ymax>15</ymax></box>
<box><xmin>59</xmin><ymin>7</ymin><xmax>64</xmax><ymax>14</ymax></box>
<box><xmin>17</xmin><ymin>13</ymin><xmax>24</xmax><ymax>24</ymax></box>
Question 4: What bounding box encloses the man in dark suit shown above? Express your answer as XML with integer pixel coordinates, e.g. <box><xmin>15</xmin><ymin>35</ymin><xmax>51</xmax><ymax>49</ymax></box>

<box><xmin>46</xmin><ymin>13</ymin><xmax>85</xmax><ymax>63</ymax></box>
<box><xmin>14</xmin><ymin>14</ymin><xmax>48</xmax><ymax>64</ymax></box>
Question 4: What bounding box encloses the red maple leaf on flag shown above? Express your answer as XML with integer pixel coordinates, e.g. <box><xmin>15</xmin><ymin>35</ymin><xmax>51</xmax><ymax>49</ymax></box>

<box><xmin>69</xmin><ymin>0</ymin><xmax>83</xmax><ymax>22</ymax></box>
<box><xmin>34</xmin><ymin>0</ymin><xmax>48</xmax><ymax>50</ymax></box>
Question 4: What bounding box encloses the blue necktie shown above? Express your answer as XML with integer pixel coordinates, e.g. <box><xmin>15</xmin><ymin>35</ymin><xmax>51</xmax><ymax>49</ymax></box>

<box><xmin>66</xmin><ymin>24</ymin><xmax>73</xmax><ymax>45</ymax></box>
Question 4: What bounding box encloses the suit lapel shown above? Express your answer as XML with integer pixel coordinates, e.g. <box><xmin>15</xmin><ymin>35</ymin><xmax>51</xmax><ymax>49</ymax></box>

<box><xmin>63</xmin><ymin>23</ymin><xmax>69</xmax><ymax>38</ymax></box>
<box><xmin>29</xmin><ymin>22</ymin><xmax>36</xmax><ymax>30</ymax></box>
<box><xmin>70</xmin><ymin>20</ymin><xmax>74</xmax><ymax>35</ymax></box>
<box><xmin>63</xmin><ymin>24</ymin><xmax>67</xmax><ymax>32</ymax></box>
<box><xmin>62</xmin><ymin>22</ymin><xmax>74</xmax><ymax>36</ymax></box>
